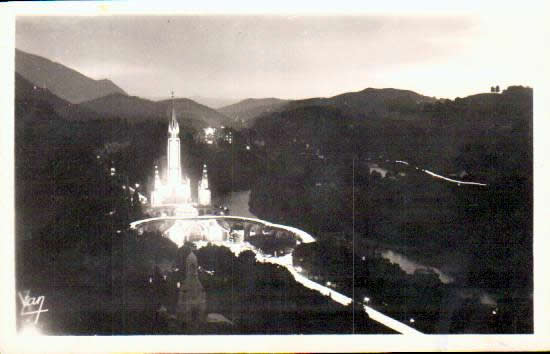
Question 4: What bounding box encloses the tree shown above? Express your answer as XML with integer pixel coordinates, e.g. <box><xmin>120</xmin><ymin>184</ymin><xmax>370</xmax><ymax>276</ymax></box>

<box><xmin>496</xmin><ymin>85</ymin><xmax>500</xmax><ymax>93</ymax></box>
<box><xmin>490</xmin><ymin>86</ymin><xmax>495</xmax><ymax>93</ymax></box>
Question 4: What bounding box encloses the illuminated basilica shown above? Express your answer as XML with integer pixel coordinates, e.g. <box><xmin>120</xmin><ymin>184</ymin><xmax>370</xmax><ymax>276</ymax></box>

<box><xmin>151</xmin><ymin>96</ymin><xmax>211</xmax><ymax>216</ymax></box>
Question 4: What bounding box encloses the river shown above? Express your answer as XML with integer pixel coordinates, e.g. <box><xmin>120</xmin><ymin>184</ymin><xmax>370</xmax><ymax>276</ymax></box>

<box><xmin>225</xmin><ymin>189</ymin><xmax>498</xmax><ymax>317</ymax></box>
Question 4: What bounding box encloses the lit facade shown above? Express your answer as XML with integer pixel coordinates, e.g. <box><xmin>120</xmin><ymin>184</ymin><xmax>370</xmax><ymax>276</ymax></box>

<box><xmin>165</xmin><ymin>219</ymin><xmax>227</xmax><ymax>247</ymax></box>
<box><xmin>151</xmin><ymin>99</ymin><xmax>194</xmax><ymax>212</ymax></box>
<box><xmin>198</xmin><ymin>164</ymin><xmax>211</xmax><ymax>206</ymax></box>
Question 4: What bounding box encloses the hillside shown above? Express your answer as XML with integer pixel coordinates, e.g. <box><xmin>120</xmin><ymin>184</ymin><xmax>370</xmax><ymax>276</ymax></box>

<box><xmin>79</xmin><ymin>94</ymin><xmax>230</xmax><ymax>128</ymax></box>
<box><xmin>16</xmin><ymin>49</ymin><xmax>126</xmax><ymax>104</ymax></box>
<box><xmin>286</xmin><ymin>87</ymin><xmax>437</xmax><ymax>119</ymax></box>
<box><xmin>218</xmin><ymin>98</ymin><xmax>291</xmax><ymax>126</ymax></box>
<box><xmin>15</xmin><ymin>73</ymin><xmax>100</xmax><ymax>122</ymax></box>
<box><xmin>251</xmin><ymin>86</ymin><xmax>532</xmax><ymax>181</ymax></box>
<box><xmin>157</xmin><ymin>98</ymin><xmax>230</xmax><ymax>128</ymax></box>
<box><xmin>79</xmin><ymin>93</ymin><xmax>159</xmax><ymax>120</ymax></box>
<box><xmin>251</xmin><ymin>87</ymin><xmax>439</xmax><ymax>156</ymax></box>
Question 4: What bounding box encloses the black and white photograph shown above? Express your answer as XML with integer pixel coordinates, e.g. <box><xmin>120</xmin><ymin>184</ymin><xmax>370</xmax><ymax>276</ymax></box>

<box><xmin>1</xmin><ymin>1</ymin><xmax>549</xmax><ymax>352</ymax></box>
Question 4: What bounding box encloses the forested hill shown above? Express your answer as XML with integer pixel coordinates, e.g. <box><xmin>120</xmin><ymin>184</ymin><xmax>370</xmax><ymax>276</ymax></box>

<box><xmin>15</xmin><ymin>73</ymin><xmax>101</xmax><ymax>122</ymax></box>
<box><xmin>218</xmin><ymin>98</ymin><xmax>291</xmax><ymax>126</ymax></box>
<box><xmin>251</xmin><ymin>86</ymin><xmax>532</xmax><ymax>183</ymax></box>
<box><xmin>285</xmin><ymin>87</ymin><xmax>437</xmax><ymax>119</ymax></box>
<box><xmin>221</xmin><ymin>88</ymin><xmax>436</xmax><ymax>129</ymax></box>
<box><xmin>79</xmin><ymin>94</ymin><xmax>231</xmax><ymax>128</ymax></box>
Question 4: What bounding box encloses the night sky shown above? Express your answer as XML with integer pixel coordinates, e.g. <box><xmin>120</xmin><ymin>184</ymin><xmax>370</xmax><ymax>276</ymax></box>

<box><xmin>15</xmin><ymin>12</ymin><xmax>538</xmax><ymax>101</ymax></box>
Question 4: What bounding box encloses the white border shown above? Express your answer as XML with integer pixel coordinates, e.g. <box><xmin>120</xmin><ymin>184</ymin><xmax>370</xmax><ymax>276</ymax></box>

<box><xmin>1</xmin><ymin>1</ymin><xmax>549</xmax><ymax>352</ymax></box>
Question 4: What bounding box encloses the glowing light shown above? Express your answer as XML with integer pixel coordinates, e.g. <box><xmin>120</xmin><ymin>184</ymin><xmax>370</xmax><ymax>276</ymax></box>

<box><xmin>492</xmin><ymin>310</ymin><xmax>497</xmax><ymax>315</ymax></box>
<box><xmin>410</xmin><ymin>318</ymin><xmax>415</xmax><ymax>323</ymax></box>
<box><xmin>361</xmin><ymin>256</ymin><xmax>366</xmax><ymax>261</ymax></box>
<box><xmin>116</xmin><ymin>230</ymin><xmax>121</xmax><ymax>234</ymax></box>
<box><xmin>295</xmin><ymin>266</ymin><xmax>303</xmax><ymax>272</ymax></box>
<box><xmin>204</xmin><ymin>127</ymin><xmax>215</xmax><ymax>135</ymax></box>
<box><xmin>246</xmin><ymin>145</ymin><xmax>251</xmax><ymax>150</ymax></box>
<box><xmin>177</xmin><ymin>282</ymin><xmax>181</xmax><ymax>288</ymax></box>
<box><xmin>149</xmin><ymin>277</ymin><xmax>152</xmax><ymax>283</ymax></box>
<box><xmin>364</xmin><ymin>297</ymin><xmax>370</xmax><ymax>303</ymax></box>
<box><xmin>326</xmin><ymin>281</ymin><xmax>332</xmax><ymax>286</ymax></box>
<box><xmin>135</xmin><ymin>183</ymin><xmax>140</xmax><ymax>188</ymax></box>
<box><xmin>96</xmin><ymin>155</ymin><xmax>100</xmax><ymax>159</ymax></box>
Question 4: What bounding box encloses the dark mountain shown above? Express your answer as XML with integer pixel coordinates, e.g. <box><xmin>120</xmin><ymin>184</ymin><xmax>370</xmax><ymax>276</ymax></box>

<box><xmin>251</xmin><ymin>87</ymin><xmax>438</xmax><ymax>151</ymax></box>
<box><xmin>245</xmin><ymin>87</ymin><xmax>434</xmax><ymax>132</ymax></box>
<box><xmin>15</xmin><ymin>72</ymin><xmax>68</xmax><ymax>113</ymax></box>
<box><xmin>79</xmin><ymin>93</ymin><xmax>159</xmax><ymax>120</ymax></box>
<box><xmin>15</xmin><ymin>72</ymin><xmax>100</xmax><ymax>122</ymax></box>
<box><xmin>218</xmin><ymin>98</ymin><xmax>291</xmax><ymax>126</ymax></box>
<box><xmin>157</xmin><ymin>97</ymin><xmax>231</xmax><ymax>128</ymax></box>
<box><xmin>286</xmin><ymin>87</ymin><xmax>436</xmax><ymax>120</ymax></box>
<box><xmin>251</xmin><ymin>86</ymin><xmax>532</xmax><ymax>181</ymax></box>
<box><xmin>79</xmin><ymin>94</ymin><xmax>230</xmax><ymax>128</ymax></box>
<box><xmin>15</xmin><ymin>49</ymin><xmax>126</xmax><ymax>104</ymax></box>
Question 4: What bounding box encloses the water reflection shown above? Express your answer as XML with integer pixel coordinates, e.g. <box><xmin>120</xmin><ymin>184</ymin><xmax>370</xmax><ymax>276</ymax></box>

<box><xmin>380</xmin><ymin>249</ymin><xmax>454</xmax><ymax>284</ymax></box>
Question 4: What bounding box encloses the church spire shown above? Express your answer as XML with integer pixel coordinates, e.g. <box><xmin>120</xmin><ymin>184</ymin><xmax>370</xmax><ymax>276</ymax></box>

<box><xmin>168</xmin><ymin>91</ymin><xmax>179</xmax><ymax>137</ymax></box>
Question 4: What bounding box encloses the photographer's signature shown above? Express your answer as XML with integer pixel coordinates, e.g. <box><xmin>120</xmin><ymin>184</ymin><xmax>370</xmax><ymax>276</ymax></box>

<box><xmin>18</xmin><ymin>290</ymin><xmax>48</xmax><ymax>324</ymax></box>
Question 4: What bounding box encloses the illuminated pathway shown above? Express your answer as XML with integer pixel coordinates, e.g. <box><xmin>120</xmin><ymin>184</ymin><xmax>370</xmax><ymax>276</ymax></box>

<box><xmin>130</xmin><ymin>215</ymin><xmax>316</xmax><ymax>243</ymax></box>
<box><xmin>394</xmin><ymin>160</ymin><xmax>488</xmax><ymax>186</ymax></box>
<box><xmin>129</xmin><ymin>215</ymin><xmax>423</xmax><ymax>335</ymax></box>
